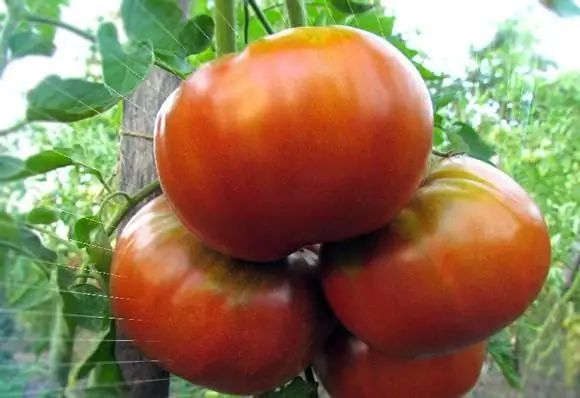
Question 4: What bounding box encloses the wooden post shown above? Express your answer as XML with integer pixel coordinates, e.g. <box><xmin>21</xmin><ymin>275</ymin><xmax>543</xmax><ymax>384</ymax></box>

<box><xmin>114</xmin><ymin>2</ymin><xmax>189</xmax><ymax>397</ymax></box>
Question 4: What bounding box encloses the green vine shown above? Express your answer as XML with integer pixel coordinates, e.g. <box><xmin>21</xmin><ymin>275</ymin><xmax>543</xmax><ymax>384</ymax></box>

<box><xmin>214</xmin><ymin>0</ymin><xmax>237</xmax><ymax>56</ymax></box>
<box><xmin>285</xmin><ymin>0</ymin><xmax>308</xmax><ymax>27</ymax></box>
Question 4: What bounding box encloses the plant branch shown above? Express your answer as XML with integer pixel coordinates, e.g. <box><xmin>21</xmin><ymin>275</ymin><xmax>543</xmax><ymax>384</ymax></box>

<box><xmin>25</xmin><ymin>14</ymin><xmax>95</xmax><ymax>41</ymax></box>
<box><xmin>214</xmin><ymin>0</ymin><xmax>237</xmax><ymax>56</ymax></box>
<box><xmin>0</xmin><ymin>120</ymin><xmax>29</xmax><ymax>136</ymax></box>
<box><xmin>247</xmin><ymin>0</ymin><xmax>275</xmax><ymax>35</ymax></box>
<box><xmin>285</xmin><ymin>0</ymin><xmax>307</xmax><ymax>27</ymax></box>
<box><xmin>24</xmin><ymin>13</ymin><xmax>185</xmax><ymax>78</ymax></box>
<box><xmin>105</xmin><ymin>180</ymin><xmax>161</xmax><ymax>236</ymax></box>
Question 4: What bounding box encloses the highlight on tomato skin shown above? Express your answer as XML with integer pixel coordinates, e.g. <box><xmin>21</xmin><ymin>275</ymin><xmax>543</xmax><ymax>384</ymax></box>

<box><xmin>313</xmin><ymin>327</ymin><xmax>487</xmax><ymax>398</ymax></box>
<box><xmin>319</xmin><ymin>155</ymin><xmax>552</xmax><ymax>359</ymax></box>
<box><xmin>153</xmin><ymin>25</ymin><xmax>433</xmax><ymax>262</ymax></box>
<box><xmin>109</xmin><ymin>195</ymin><xmax>336</xmax><ymax>395</ymax></box>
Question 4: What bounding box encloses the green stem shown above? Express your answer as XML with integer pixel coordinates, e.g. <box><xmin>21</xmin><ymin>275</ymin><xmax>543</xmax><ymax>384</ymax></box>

<box><xmin>285</xmin><ymin>0</ymin><xmax>307</xmax><ymax>27</ymax></box>
<box><xmin>247</xmin><ymin>0</ymin><xmax>275</xmax><ymax>34</ymax></box>
<box><xmin>214</xmin><ymin>0</ymin><xmax>237</xmax><ymax>56</ymax></box>
<box><xmin>105</xmin><ymin>180</ymin><xmax>161</xmax><ymax>236</ymax></box>
<box><xmin>25</xmin><ymin>14</ymin><xmax>95</xmax><ymax>41</ymax></box>
<box><xmin>0</xmin><ymin>120</ymin><xmax>28</xmax><ymax>136</ymax></box>
<box><xmin>97</xmin><ymin>191</ymin><xmax>131</xmax><ymax>219</ymax></box>
<box><xmin>24</xmin><ymin>13</ymin><xmax>185</xmax><ymax>78</ymax></box>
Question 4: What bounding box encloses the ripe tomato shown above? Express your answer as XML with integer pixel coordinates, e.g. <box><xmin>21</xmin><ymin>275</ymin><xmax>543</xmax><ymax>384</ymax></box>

<box><xmin>110</xmin><ymin>196</ymin><xmax>335</xmax><ymax>395</ymax></box>
<box><xmin>154</xmin><ymin>25</ymin><xmax>433</xmax><ymax>262</ymax></box>
<box><xmin>313</xmin><ymin>327</ymin><xmax>486</xmax><ymax>398</ymax></box>
<box><xmin>319</xmin><ymin>156</ymin><xmax>551</xmax><ymax>358</ymax></box>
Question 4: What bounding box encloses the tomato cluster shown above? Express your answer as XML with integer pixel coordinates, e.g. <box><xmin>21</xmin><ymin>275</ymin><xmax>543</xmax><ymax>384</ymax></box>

<box><xmin>110</xmin><ymin>25</ymin><xmax>551</xmax><ymax>397</ymax></box>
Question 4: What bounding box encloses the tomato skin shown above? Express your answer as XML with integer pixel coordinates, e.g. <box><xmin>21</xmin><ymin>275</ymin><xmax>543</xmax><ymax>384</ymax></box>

<box><xmin>110</xmin><ymin>196</ymin><xmax>335</xmax><ymax>395</ymax></box>
<box><xmin>154</xmin><ymin>25</ymin><xmax>433</xmax><ymax>262</ymax></box>
<box><xmin>319</xmin><ymin>156</ymin><xmax>551</xmax><ymax>358</ymax></box>
<box><xmin>313</xmin><ymin>328</ymin><xmax>486</xmax><ymax>398</ymax></box>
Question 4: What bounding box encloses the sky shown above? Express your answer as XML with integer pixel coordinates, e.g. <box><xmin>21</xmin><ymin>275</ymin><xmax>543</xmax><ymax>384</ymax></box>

<box><xmin>0</xmin><ymin>0</ymin><xmax>579</xmax><ymax>131</ymax></box>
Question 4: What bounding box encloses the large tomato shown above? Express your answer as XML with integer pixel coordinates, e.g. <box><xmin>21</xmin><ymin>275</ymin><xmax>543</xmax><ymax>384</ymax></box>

<box><xmin>319</xmin><ymin>155</ymin><xmax>551</xmax><ymax>358</ymax></box>
<box><xmin>110</xmin><ymin>196</ymin><xmax>335</xmax><ymax>395</ymax></box>
<box><xmin>154</xmin><ymin>25</ymin><xmax>433</xmax><ymax>262</ymax></box>
<box><xmin>313</xmin><ymin>327</ymin><xmax>486</xmax><ymax>398</ymax></box>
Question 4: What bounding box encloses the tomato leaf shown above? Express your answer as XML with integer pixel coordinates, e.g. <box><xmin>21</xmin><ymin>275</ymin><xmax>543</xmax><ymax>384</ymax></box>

<box><xmin>0</xmin><ymin>148</ymin><xmax>75</xmax><ymax>182</ymax></box>
<box><xmin>329</xmin><ymin>0</ymin><xmax>375</xmax><ymax>14</ymax></box>
<box><xmin>121</xmin><ymin>0</ymin><xmax>186</xmax><ymax>52</ymax></box>
<box><xmin>62</xmin><ymin>284</ymin><xmax>110</xmax><ymax>332</ymax></box>
<box><xmin>154</xmin><ymin>49</ymin><xmax>195</xmax><ymax>77</ymax></box>
<box><xmin>178</xmin><ymin>15</ymin><xmax>215</xmax><ymax>55</ymax></box>
<box><xmin>69</xmin><ymin>320</ymin><xmax>115</xmax><ymax>381</ymax></box>
<box><xmin>540</xmin><ymin>0</ymin><xmax>580</xmax><ymax>17</ymax></box>
<box><xmin>453</xmin><ymin>122</ymin><xmax>497</xmax><ymax>165</ymax></box>
<box><xmin>0</xmin><ymin>156</ymin><xmax>25</xmax><ymax>180</ymax></box>
<box><xmin>259</xmin><ymin>376</ymin><xmax>315</xmax><ymax>397</ymax></box>
<box><xmin>73</xmin><ymin>216</ymin><xmax>102</xmax><ymax>249</ymax></box>
<box><xmin>26</xmin><ymin>207</ymin><xmax>59</xmax><ymax>225</ymax></box>
<box><xmin>26</xmin><ymin>76</ymin><xmax>121</xmax><ymax>122</ymax></box>
<box><xmin>8</xmin><ymin>30</ymin><xmax>56</xmax><ymax>58</ymax></box>
<box><xmin>97</xmin><ymin>22</ymin><xmax>154</xmax><ymax>97</ymax></box>
<box><xmin>488</xmin><ymin>329</ymin><xmax>521</xmax><ymax>389</ymax></box>
<box><xmin>345</xmin><ymin>14</ymin><xmax>394</xmax><ymax>37</ymax></box>
<box><xmin>5</xmin><ymin>257</ymin><xmax>54</xmax><ymax>310</ymax></box>
<box><xmin>0</xmin><ymin>212</ymin><xmax>57</xmax><ymax>264</ymax></box>
<box><xmin>433</xmin><ymin>126</ymin><xmax>445</xmax><ymax>147</ymax></box>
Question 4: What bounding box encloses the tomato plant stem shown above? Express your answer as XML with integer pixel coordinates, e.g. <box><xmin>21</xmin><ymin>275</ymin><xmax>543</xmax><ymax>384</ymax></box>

<box><xmin>105</xmin><ymin>180</ymin><xmax>161</xmax><ymax>236</ymax></box>
<box><xmin>23</xmin><ymin>13</ymin><xmax>185</xmax><ymax>78</ymax></box>
<box><xmin>247</xmin><ymin>0</ymin><xmax>275</xmax><ymax>34</ymax></box>
<box><xmin>214</xmin><ymin>0</ymin><xmax>237</xmax><ymax>56</ymax></box>
<box><xmin>285</xmin><ymin>0</ymin><xmax>308</xmax><ymax>27</ymax></box>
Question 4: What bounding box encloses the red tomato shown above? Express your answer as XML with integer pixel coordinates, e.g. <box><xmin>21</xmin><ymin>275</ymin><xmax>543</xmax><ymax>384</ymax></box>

<box><xmin>319</xmin><ymin>156</ymin><xmax>551</xmax><ymax>358</ymax></box>
<box><xmin>154</xmin><ymin>25</ymin><xmax>433</xmax><ymax>262</ymax></box>
<box><xmin>314</xmin><ymin>328</ymin><xmax>486</xmax><ymax>398</ymax></box>
<box><xmin>110</xmin><ymin>196</ymin><xmax>335</xmax><ymax>395</ymax></box>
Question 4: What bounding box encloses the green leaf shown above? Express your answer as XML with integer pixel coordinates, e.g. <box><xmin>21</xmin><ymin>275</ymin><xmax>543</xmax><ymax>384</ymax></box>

<box><xmin>26</xmin><ymin>76</ymin><xmax>120</xmax><ymax>122</ymax></box>
<box><xmin>488</xmin><ymin>329</ymin><xmax>521</xmax><ymax>389</ymax></box>
<box><xmin>73</xmin><ymin>216</ymin><xmax>101</xmax><ymax>249</ymax></box>
<box><xmin>345</xmin><ymin>14</ymin><xmax>394</xmax><ymax>37</ymax></box>
<box><xmin>155</xmin><ymin>49</ymin><xmax>195</xmax><ymax>77</ymax></box>
<box><xmin>0</xmin><ymin>212</ymin><xmax>57</xmax><ymax>264</ymax></box>
<box><xmin>178</xmin><ymin>15</ymin><xmax>214</xmax><ymax>55</ymax></box>
<box><xmin>69</xmin><ymin>320</ymin><xmax>115</xmax><ymax>382</ymax></box>
<box><xmin>5</xmin><ymin>257</ymin><xmax>54</xmax><ymax>310</ymax></box>
<box><xmin>62</xmin><ymin>284</ymin><xmax>110</xmax><ymax>331</ymax></box>
<box><xmin>97</xmin><ymin>23</ymin><xmax>154</xmax><ymax>97</ymax></box>
<box><xmin>329</xmin><ymin>0</ymin><xmax>375</xmax><ymax>14</ymax></box>
<box><xmin>26</xmin><ymin>207</ymin><xmax>59</xmax><ymax>225</ymax></box>
<box><xmin>433</xmin><ymin>126</ymin><xmax>445</xmax><ymax>147</ymax></box>
<box><xmin>121</xmin><ymin>0</ymin><xmax>186</xmax><ymax>52</ymax></box>
<box><xmin>0</xmin><ymin>156</ymin><xmax>25</xmax><ymax>180</ymax></box>
<box><xmin>0</xmin><ymin>148</ymin><xmax>75</xmax><ymax>182</ymax></box>
<box><xmin>453</xmin><ymin>122</ymin><xmax>497</xmax><ymax>164</ymax></box>
<box><xmin>259</xmin><ymin>376</ymin><xmax>315</xmax><ymax>397</ymax></box>
<box><xmin>541</xmin><ymin>0</ymin><xmax>580</xmax><ymax>17</ymax></box>
<box><xmin>8</xmin><ymin>30</ymin><xmax>56</xmax><ymax>58</ymax></box>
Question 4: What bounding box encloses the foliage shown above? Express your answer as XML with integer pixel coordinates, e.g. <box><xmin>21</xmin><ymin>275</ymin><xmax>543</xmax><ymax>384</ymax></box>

<box><xmin>0</xmin><ymin>0</ymin><xmax>578</xmax><ymax>397</ymax></box>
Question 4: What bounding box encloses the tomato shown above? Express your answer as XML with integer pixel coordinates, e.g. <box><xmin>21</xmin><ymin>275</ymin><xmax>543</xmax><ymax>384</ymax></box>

<box><xmin>110</xmin><ymin>196</ymin><xmax>335</xmax><ymax>395</ymax></box>
<box><xmin>154</xmin><ymin>25</ymin><xmax>433</xmax><ymax>262</ymax></box>
<box><xmin>319</xmin><ymin>155</ymin><xmax>551</xmax><ymax>358</ymax></box>
<box><xmin>313</xmin><ymin>327</ymin><xmax>486</xmax><ymax>398</ymax></box>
